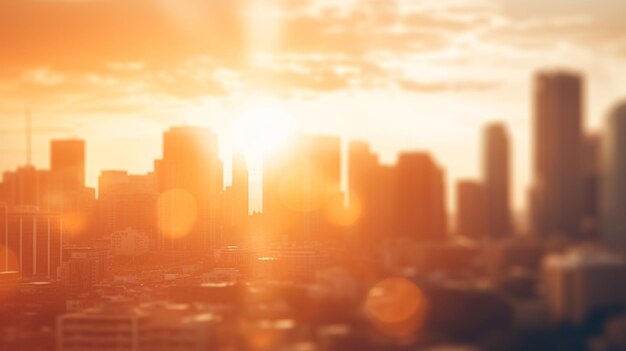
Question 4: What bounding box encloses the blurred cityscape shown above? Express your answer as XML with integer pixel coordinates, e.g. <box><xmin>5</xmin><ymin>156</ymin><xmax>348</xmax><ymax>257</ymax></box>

<box><xmin>1</xmin><ymin>69</ymin><xmax>626</xmax><ymax>351</ymax></box>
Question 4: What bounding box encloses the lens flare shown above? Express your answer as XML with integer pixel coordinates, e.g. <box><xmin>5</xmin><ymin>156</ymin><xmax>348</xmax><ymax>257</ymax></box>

<box><xmin>279</xmin><ymin>165</ymin><xmax>333</xmax><ymax>213</ymax></box>
<box><xmin>157</xmin><ymin>189</ymin><xmax>197</xmax><ymax>239</ymax></box>
<box><xmin>326</xmin><ymin>193</ymin><xmax>362</xmax><ymax>227</ymax></box>
<box><xmin>364</xmin><ymin>277</ymin><xmax>427</xmax><ymax>338</ymax></box>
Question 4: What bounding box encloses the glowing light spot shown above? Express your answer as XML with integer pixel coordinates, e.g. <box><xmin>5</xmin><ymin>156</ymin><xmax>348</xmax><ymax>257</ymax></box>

<box><xmin>279</xmin><ymin>165</ymin><xmax>333</xmax><ymax>213</ymax></box>
<box><xmin>62</xmin><ymin>210</ymin><xmax>87</xmax><ymax>237</ymax></box>
<box><xmin>364</xmin><ymin>277</ymin><xmax>427</xmax><ymax>338</ymax></box>
<box><xmin>157</xmin><ymin>189</ymin><xmax>197</xmax><ymax>239</ymax></box>
<box><xmin>326</xmin><ymin>193</ymin><xmax>361</xmax><ymax>227</ymax></box>
<box><xmin>237</xmin><ymin>106</ymin><xmax>293</xmax><ymax>160</ymax></box>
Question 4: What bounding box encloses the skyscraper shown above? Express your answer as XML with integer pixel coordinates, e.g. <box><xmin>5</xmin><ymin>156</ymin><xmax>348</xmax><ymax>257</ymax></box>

<box><xmin>483</xmin><ymin>123</ymin><xmax>512</xmax><ymax>237</ymax></box>
<box><xmin>348</xmin><ymin>141</ymin><xmax>379</xmax><ymax>247</ymax></box>
<box><xmin>50</xmin><ymin>139</ymin><xmax>96</xmax><ymax>241</ymax></box>
<box><xmin>2</xmin><ymin>207</ymin><xmax>63</xmax><ymax>279</ymax></box>
<box><xmin>51</xmin><ymin>139</ymin><xmax>85</xmax><ymax>190</ymax></box>
<box><xmin>396</xmin><ymin>152</ymin><xmax>447</xmax><ymax>242</ymax></box>
<box><xmin>601</xmin><ymin>102</ymin><xmax>626</xmax><ymax>251</ymax></box>
<box><xmin>263</xmin><ymin>134</ymin><xmax>341</xmax><ymax>242</ymax></box>
<box><xmin>532</xmin><ymin>71</ymin><xmax>583</xmax><ymax>237</ymax></box>
<box><xmin>222</xmin><ymin>154</ymin><xmax>249</xmax><ymax>244</ymax></box>
<box><xmin>581</xmin><ymin>134</ymin><xmax>600</xmax><ymax>237</ymax></box>
<box><xmin>156</xmin><ymin>126</ymin><xmax>223</xmax><ymax>252</ymax></box>
<box><xmin>456</xmin><ymin>180</ymin><xmax>487</xmax><ymax>240</ymax></box>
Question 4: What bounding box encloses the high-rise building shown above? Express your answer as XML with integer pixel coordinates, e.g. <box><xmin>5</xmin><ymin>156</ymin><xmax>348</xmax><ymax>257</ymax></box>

<box><xmin>483</xmin><ymin>123</ymin><xmax>512</xmax><ymax>237</ymax></box>
<box><xmin>582</xmin><ymin>133</ymin><xmax>600</xmax><ymax>238</ymax></box>
<box><xmin>222</xmin><ymin>154</ymin><xmax>249</xmax><ymax>245</ymax></box>
<box><xmin>348</xmin><ymin>141</ymin><xmax>380</xmax><ymax>247</ymax></box>
<box><xmin>456</xmin><ymin>180</ymin><xmax>487</xmax><ymax>240</ymax></box>
<box><xmin>50</xmin><ymin>139</ymin><xmax>96</xmax><ymax>241</ymax></box>
<box><xmin>348</xmin><ymin>141</ymin><xmax>399</xmax><ymax>248</ymax></box>
<box><xmin>263</xmin><ymin>134</ymin><xmax>341</xmax><ymax>242</ymax></box>
<box><xmin>396</xmin><ymin>152</ymin><xmax>447</xmax><ymax>242</ymax></box>
<box><xmin>156</xmin><ymin>126</ymin><xmax>223</xmax><ymax>252</ymax></box>
<box><xmin>50</xmin><ymin>139</ymin><xmax>85</xmax><ymax>190</ymax></box>
<box><xmin>532</xmin><ymin>71</ymin><xmax>583</xmax><ymax>237</ymax></box>
<box><xmin>1</xmin><ymin>207</ymin><xmax>63</xmax><ymax>279</ymax></box>
<box><xmin>601</xmin><ymin>102</ymin><xmax>626</xmax><ymax>251</ymax></box>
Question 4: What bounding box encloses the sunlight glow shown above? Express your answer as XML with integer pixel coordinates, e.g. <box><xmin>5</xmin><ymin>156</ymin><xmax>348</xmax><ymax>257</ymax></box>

<box><xmin>237</xmin><ymin>107</ymin><xmax>293</xmax><ymax>160</ymax></box>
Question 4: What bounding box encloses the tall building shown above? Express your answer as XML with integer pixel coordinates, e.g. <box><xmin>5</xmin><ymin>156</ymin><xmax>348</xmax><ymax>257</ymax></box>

<box><xmin>50</xmin><ymin>139</ymin><xmax>96</xmax><ymax>241</ymax></box>
<box><xmin>263</xmin><ymin>134</ymin><xmax>342</xmax><ymax>242</ymax></box>
<box><xmin>483</xmin><ymin>123</ymin><xmax>512</xmax><ymax>237</ymax></box>
<box><xmin>50</xmin><ymin>139</ymin><xmax>85</xmax><ymax>190</ymax></box>
<box><xmin>348</xmin><ymin>141</ymin><xmax>399</xmax><ymax>248</ymax></box>
<box><xmin>156</xmin><ymin>126</ymin><xmax>223</xmax><ymax>252</ymax></box>
<box><xmin>456</xmin><ymin>180</ymin><xmax>487</xmax><ymax>240</ymax></box>
<box><xmin>396</xmin><ymin>152</ymin><xmax>447</xmax><ymax>242</ymax></box>
<box><xmin>532</xmin><ymin>71</ymin><xmax>584</xmax><ymax>237</ymax></box>
<box><xmin>348</xmin><ymin>141</ymin><xmax>379</xmax><ymax>247</ymax></box>
<box><xmin>601</xmin><ymin>102</ymin><xmax>626</xmax><ymax>251</ymax></box>
<box><xmin>582</xmin><ymin>133</ymin><xmax>600</xmax><ymax>238</ymax></box>
<box><xmin>222</xmin><ymin>154</ymin><xmax>249</xmax><ymax>245</ymax></box>
<box><xmin>1</xmin><ymin>207</ymin><xmax>63</xmax><ymax>279</ymax></box>
<box><xmin>0</xmin><ymin>166</ymin><xmax>51</xmax><ymax>210</ymax></box>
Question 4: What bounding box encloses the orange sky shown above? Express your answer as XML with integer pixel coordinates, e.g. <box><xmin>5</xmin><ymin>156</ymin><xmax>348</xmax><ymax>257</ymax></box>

<box><xmin>2</xmin><ymin>0</ymin><xmax>626</xmax><ymax>213</ymax></box>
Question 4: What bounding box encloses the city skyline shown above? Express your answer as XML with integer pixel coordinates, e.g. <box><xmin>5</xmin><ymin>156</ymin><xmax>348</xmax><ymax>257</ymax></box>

<box><xmin>3</xmin><ymin>2</ymin><xmax>626</xmax><ymax>350</ymax></box>
<box><xmin>3</xmin><ymin>0</ymin><xmax>626</xmax><ymax>214</ymax></box>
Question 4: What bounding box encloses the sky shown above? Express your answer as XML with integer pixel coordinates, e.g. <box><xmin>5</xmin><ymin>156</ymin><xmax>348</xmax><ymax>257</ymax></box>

<box><xmin>1</xmin><ymin>0</ymin><xmax>626</xmax><ymax>214</ymax></box>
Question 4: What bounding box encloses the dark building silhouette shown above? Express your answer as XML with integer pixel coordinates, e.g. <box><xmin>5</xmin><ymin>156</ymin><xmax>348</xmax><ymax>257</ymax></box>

<box><xmin>396</xmin><ymin>152</ymin><xmax>447</xmax><ymax>242</ymax></box>
<box><xmin>601</xmin><ymin>102</ymin><xmax>626</xmax><ymax>251</ymax></box>
<box><xmin>456</xmin><ymin>180</ymin><xmax>487</xmax><ymax>240</ymax></box>
<box><xmin>155</xmin><ymin>126</ymin><xmax>223</xmax><ymax>253</ymax></box>
<box><xmin>483</xmin><ymin>123</ymin><xmax>512</xmax><ymax>237</ymax></box>
<box><xmin>581</xmin><ymin>133</ymin><xmax>600</xmax><ymax>238</ymax></box>
<box><xmin>1</xmin><ymin>207</ymin><xmax>62</xmax><ymax>279</ymax></box>
<box><xmin>263</xmin><ymin>134</ymin><xmax>341</xmax><ymax>242</ymax></box>
<box><xmin>531</xmin><ymin>71</ymin><xmax>583</xmax><ymax>237</ymax></box>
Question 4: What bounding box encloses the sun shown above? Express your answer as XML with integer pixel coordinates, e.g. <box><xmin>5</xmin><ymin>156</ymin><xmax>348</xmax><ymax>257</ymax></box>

<box><xmin>237</xmin><ymin>106</ymin><xmax>293</xmax><ymax>160</ymax></box>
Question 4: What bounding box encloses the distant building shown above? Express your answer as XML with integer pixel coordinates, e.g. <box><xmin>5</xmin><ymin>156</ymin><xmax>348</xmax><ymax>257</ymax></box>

<box><xmin>483</xmin><ymin>123</ymin><xmax>512</xmax><ymax>237</ymax></box>
<box><xmin>396</xmin><ymin>152</ymin><xmax>447</xmax><ymax>242</ymax></box>
<box><xmin>97</xmin><ymin>171</ymin><xmax>157</xmax><ymax>245</ymax></box>
<box><xmin>59</xmin><ymin>247</ymin><xmax>109</xmax><ymax>290</ymax></box>
<box><xmin>601</xmin><ymin>102</ymin><xmax>626</xmax><ymax>251</ymax></box>
<box><xmin>50</xmin><ymin>139</ymin><xmax>85</xmax><ymax>190</ymax></box>
<box><xmin>348</xmin><ymin>141</ymin><xmax>397</xmax><ymax>248</ymax></box>
<box><xmin>581</xmin><ymin>133</ymin><xmax>601</xmax><ymax>238</ymax></box>
<box><xmin>263</xmin><ymin>134</ymin><xmax>342</xmax><ymax>242</ymax></box>
<box><xmin>221</xmin><ymin>154</ymin><xmax>249</xmax><ymax>245</ymax></box>
<box><xmin>531</xmin><ymin>71</ymin><xmax>584</xmax><ymax>238</ymax></box>
<box><xmin>456</xmin><ymin>180</ymin><xmax>487</xmax><ymax>239</ymax></box>
<box><xmin>57</xmin><ymin>303</ymin><xmax>220</xmax><ymax>351</ymax></box>
<box><xmin>543</xmin><ymin>247</ymin><xmax>626</xmax><ymax>325</ymax></box>
<box><xmin>1</xmin><ymin>207</ymin><xmax>63</xmax><ymax>279</ymax></box>
<box><xmin>111</xmin><ymin>228</ymin><xmax>149</xmax><ymax>256</ymax></box>
<box><xmin>155</xmin><ymin>127</ymin><xmax>223</xmax><ymax>252</ymax></box>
